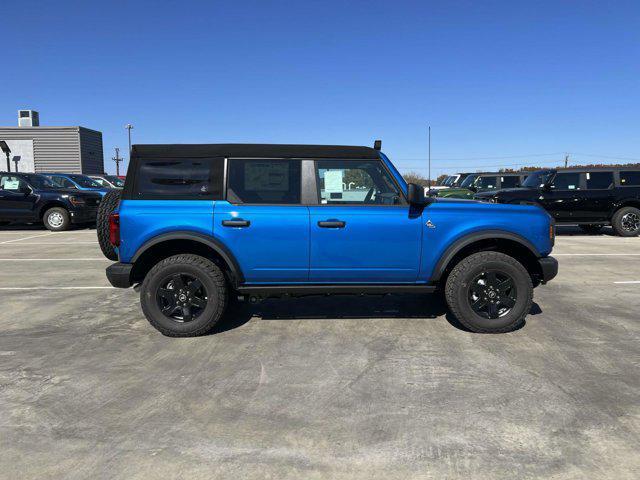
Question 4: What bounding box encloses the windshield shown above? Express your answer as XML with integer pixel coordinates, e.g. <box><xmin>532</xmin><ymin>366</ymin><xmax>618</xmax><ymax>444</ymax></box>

<box><xmin>460</xmin><ymin>174</ymin><xmax>479</xmax><ymax>188</ymax></box>
<box><xmin>522</xmin><ymin>171</ymin><xmax>554</xmax><ymax>188</ymax></box>
<box><xmin>105</xmin><ymin>175</ymin><xmax>125</xmax><ymax>187</ymax></box>
<box><xmin>25</xmin><ymin>174</ymin><xmax>57</xmax><ymax>189</ymax></box>
<box><xmin>67</xmin><ymin>174</ymin><xmax>102</xmax><ymax>188</ymax></box>
<box><xmin>442</xmin><ymin>176</ymin><xmax>455</xmax><ymax>186</ymax></box>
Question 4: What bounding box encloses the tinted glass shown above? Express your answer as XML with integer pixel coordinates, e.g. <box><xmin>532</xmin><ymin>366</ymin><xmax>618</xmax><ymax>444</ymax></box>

<box><xmin>522</xmin><ymin>171</ymin><xmax>553</xmax><ymax>188</ymax></box>
<box><xmin>105</xmin><ymin>175</ymin><xmax>125</xmax><ymax>187</ymax></box>
<box><xmin>620</xmin><ymin>171</ymin><xmax>640</xmax><ymax>186</ymax></box>
<box><xmin>51</xmin><ymin>176</ymin><xmax>77</xmax><ymax>189</ymax></box>
<box><xmin>552</xmin><ymin>172</ymin><xmax>581</xmax><ymax>190</ymax></box>
<box><xmin>460</xmin><ymin>174</ymin><xmax>478</xmax><ymax>188</ymax></box>
<box><xmin>316</xmin><ymin>159</ymin><xmax>402</xmax><ymax>205</ymax></box>
<box><xmin>23</xmin><ymin>174</ymin><xmax>56</xmax><ymax>189</ymax></box>
<box><xmin>500</xmin><ymin>176</ymin><xmax>520</xmax><ymax>188</ymax></box>
<box><xmin>227</xmin><ymin>159</ymin><xmax>301</xmax><ymax>204</ymax></box>
<box><xmin>586</xmin><ymin>172</ymin><xmax>614</xmax><ymax>189</ymax></box>
<box><xmin>68</xmin><ymin>175</ymin><xmax>101</xmax><ymax>188</ymax></box>
<box><xmin>135</xmin><ymin>158</ymin><xmax>223</xmax><ymax>199</ymax></box>
<box><xmin>476</xmin><ymin>176</ymin><xmax>498</xmax><ymax>189</ymax></box>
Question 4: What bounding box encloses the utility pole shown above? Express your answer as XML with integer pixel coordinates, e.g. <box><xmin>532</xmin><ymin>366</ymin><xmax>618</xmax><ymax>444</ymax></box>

<box><xmin>125</xmin><ymin>124</ymin><xmax>134</xmax><ymax>156</ymax></box>
<box><xmin>428</xmin><ymin>126</ymin><xmax>431</xmax><ymax>186</ymax></box>
<box><xmin>112</xmin><ymin>147</ymin><xmax>123</xmax><ymax>176</ymax></box>
<box><xmin>564</xmin><ymin>154</ymin><xmax>569</xmax><ymax>168</ymax></box>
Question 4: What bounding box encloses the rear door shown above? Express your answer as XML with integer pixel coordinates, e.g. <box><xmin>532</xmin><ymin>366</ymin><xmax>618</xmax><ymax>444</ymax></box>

<box><xmin>500</xmin><ymin>175</ymin><xmax>520</xmax><ymax>189</ymax></box>
<box><xmin>214</xmin><ymin>158</ymin><xmax>310</xmax><ymax>283</ymax></box>
<box><xmin>308</xmin><ymin>158</ymin><xmax>422</xmax><ymax>283</ymax></box>
<box><xmin>539</xmin><ymin>172</ymin><xmax>583</xmax><ymax>222</ymax></box>
<box><xmin>580</xmin><ymin>171</ymin><xmax>615</xmax><ymax>221</ymax></box>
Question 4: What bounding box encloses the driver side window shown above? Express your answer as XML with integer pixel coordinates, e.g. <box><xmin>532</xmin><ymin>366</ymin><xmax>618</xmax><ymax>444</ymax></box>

<box><xmin>315</xmin><ymin>160</ymin><xmax>403</xmax><ymax>205</ymax></box>
<box><xmin>0</xmin><ymin>175</ymin><xmax>27</xmax><ymax>192</ymax></box>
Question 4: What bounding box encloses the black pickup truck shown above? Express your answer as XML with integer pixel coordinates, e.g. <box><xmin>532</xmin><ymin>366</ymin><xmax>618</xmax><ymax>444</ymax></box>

<box><xmin>0</xmin><ymin>172</ymin><xmax>101</xmax><ymax>231</ymax></box>
<box><xmin>475</xmin><ymin>167</ymin><xmax>640</xmax><ymax>236</ymax></box>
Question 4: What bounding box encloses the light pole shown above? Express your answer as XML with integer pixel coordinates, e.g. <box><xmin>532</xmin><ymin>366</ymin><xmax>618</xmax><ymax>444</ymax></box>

<box><xmin>125</xmin><ymin>124</ymin><xmax>134</xmax><ymax>156</ymax></box>
<box><xmin>0</xmin><ymin>141</ymin><xmax>11</xmax><ymax>172</ymax></box>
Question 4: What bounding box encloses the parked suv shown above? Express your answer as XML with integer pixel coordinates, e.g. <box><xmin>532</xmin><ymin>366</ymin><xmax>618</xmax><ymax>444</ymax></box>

<box><xmin>0</xmin><ymin>172</ymin><xmax>101</xmax><ymax>230</ymax></box>
<box><xmin>105</xmin><ymin>143</ymin><xmax>558</xmax><ymax>336</ymax></box>
<box><xmin>43</xmin><ymin>173</ymin><xmax>111</xmax><ymax>197</ymax></box>
<box><xmin>435</xmin><ymin>172</ymin><xmax>527</xmax><ymax>199</ymax></box>
<box><xmin>475</xmin><ymin>167</ymin><xmax>640</xmax><ymax>236</ymax></box>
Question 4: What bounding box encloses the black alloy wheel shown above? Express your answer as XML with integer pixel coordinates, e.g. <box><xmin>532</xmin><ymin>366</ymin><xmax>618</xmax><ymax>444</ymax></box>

<box><xmin>621</xmin><ymin>212</ymin><xmax>640</xmax><ymax>233</ymax></box>
<box><xmin>468</xmin><ymin>270</ymin><xmax>517</xmax><ymax>319</ymax></box>
<box><xmin>156</xmin><ymin>273</ymin><xmax>208</xmax><ymax>323</ymax></box>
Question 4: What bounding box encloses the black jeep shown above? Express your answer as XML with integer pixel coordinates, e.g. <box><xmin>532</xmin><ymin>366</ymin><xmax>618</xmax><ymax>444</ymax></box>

<box><xmin>475</xmin><ymin>167</ymin><xmax>640</xmax><ymax>236</ymax></box>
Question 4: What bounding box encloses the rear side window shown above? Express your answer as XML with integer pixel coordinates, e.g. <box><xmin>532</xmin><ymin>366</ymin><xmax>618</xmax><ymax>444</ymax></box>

<box><xmin>585</xmin><ymin>171</ymin><xmax>614</xmax><ymax>189</ymax></box>
<box><xmin>620</xmin><ymin>171</ymin><xmax>640</xmax><ymax>186</ymax></box>
<box><xmin>134</xmin><ymin>158</ymin><xmax>223</xmax><ymax>199</ymax></box>
<box><xmin>552</xmin><ymin>172</ymin><xmax>581</xmax><ymax>190</ymax></box>
<box><xmin>227</xmin><ymin>159</ymin><xmax>301</xmax><ymax>204</ymax></box>
<box><xmin>500</xmin><ymin>176</ymin><xmax>519</xmax><ymax>188</ymax></box>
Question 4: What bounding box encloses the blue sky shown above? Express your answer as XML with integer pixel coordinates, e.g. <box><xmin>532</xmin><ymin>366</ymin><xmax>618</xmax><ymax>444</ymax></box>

<box><xmin>1</xmin><ymin>0</ymin><xmax>639</xmax><ymax>176</ymax></box>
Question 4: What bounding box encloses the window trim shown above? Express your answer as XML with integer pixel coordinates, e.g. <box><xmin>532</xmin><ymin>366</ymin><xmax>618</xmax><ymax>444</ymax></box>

<box><xmin>310</xmin><ymin>158</ymin><xmax>408</xmax><ymax>207</ymax></box>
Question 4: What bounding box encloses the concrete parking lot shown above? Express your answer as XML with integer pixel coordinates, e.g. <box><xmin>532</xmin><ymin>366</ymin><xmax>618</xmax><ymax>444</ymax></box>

<box><xmin>0</xmin><ymin>226</ymin><xmax>638</xmax><ymax>479</ymax></box>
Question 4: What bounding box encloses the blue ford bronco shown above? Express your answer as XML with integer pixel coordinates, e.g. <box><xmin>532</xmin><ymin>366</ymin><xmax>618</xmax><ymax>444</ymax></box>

<box><xmin>103</xmin><ymin>143</ymin><xmax>558</xmax><ymax>336</ymax></box>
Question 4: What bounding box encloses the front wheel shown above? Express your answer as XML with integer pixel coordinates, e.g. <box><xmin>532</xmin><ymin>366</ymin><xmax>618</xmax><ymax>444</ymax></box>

<box><xmin>612</xmin><ymin>207</ymin><xmax>640</xmax><ymax>237</ymax></box>
<box><xmin>140</xmin><ymin>254</ymin><xmax>227</xmax><ymax>337</ymax></box>
<box><xmin>445</xmin><ymin>251</ymin><xmax>533</xmax><ymax>333</ymax></box>
<box><xmin>43</xmin><ymin>207</ymin><xmax>71</xmax><ymax>231</ymax></box>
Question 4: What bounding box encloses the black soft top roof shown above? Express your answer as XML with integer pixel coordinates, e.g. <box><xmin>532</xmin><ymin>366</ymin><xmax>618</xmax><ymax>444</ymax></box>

<box><xmin>131</xmin><ymin>143</ymin><xmax>380</xmax><ymax>159</ymax></box>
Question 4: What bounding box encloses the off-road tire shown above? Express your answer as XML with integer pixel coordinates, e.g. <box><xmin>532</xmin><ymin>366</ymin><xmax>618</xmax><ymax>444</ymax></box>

<box><xmin>43</xmin><ymin>207</ymin><xmax>71</xmax><ymax>231</ymax></box>
<box><xmin>97</xmin><ymin>190</ymin><xmax>121</xmax><ymax>260</ymax></box>
<box><xmin>611</xmin><ymin>206</ymin><xmax>640</xmax><ymax>237</ymax></box>
<box><xmin>445</xmin><ymin>251</ymin><xmax>533</xmax><ymax>333</ymax></box>
<box><xmin>579</xmin><ymin>224</ymin><xmax>603</xmax><ymax>234</ymax></box>
<box><xmin>140</xmin><ymin>254</ymin><xmax>227</xmax><ymax>337</ymax></box>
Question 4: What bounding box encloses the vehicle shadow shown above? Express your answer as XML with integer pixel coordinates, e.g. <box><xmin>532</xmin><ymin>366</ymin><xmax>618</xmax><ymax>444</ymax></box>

<box><xmin>556</xmin><ymin>225</ymin><xmax>616</xmax><ymax>236</ymax></box>
<box><xmin>212</xmin><ymin>294</ymin><xmax>542</xmax><ymax>335</ymax></box>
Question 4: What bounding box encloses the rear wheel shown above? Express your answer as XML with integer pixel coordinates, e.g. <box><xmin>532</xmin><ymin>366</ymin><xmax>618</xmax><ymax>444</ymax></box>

<box><xmin>140</xmin><ymin>254</ymin><xmax>227</xmax><ymax>337</ymax></box>
<box><xmin>43</xmin><ymin>207</ymin><xmax>71</xmax><ymax>231</ymax></box>
<box><xmin>445</xmin><ymin>251</ymin><xmax>533</xmax><ymax>333</ymax></box>
<box><xmin>612</xmin><ymin>207</ymin><xmax>640</xmax><ymax>237</ymax></box>
<box><xmin>579</xmin><ymin>224</ymin><xmax>603</xmax><ymax>234</ymax></box>
<box><xmin>97</xmin><ymin>190</ymin><xmax>121</xmax><ymax>260</ymax></box>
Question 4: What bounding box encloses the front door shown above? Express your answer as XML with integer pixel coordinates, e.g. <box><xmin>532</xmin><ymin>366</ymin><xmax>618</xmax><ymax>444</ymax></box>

<box><xmin>0</xmin><ymin>175</ymin><xmax>38</xmax><ymax>219</ymax></box>
<box><xmin>539</xmin><ymin>172</ymin><xmax>583</xmax><ymax>222</ymax></box>
<box><xmin>308</xmin><ymin>159</ymin><xmax>423</xmax><ymax>283</ymax></box>
<box><xmin>214</xmin><ymin>159</ymin><xmax>310</xmax><ymax>283</ymax></box>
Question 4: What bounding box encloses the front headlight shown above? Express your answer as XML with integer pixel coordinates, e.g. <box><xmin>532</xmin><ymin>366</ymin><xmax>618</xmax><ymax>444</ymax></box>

<box><xmin>69</xmin><ymin>196</ymin><xmax>86</xmax><ymax>206</ymax></box>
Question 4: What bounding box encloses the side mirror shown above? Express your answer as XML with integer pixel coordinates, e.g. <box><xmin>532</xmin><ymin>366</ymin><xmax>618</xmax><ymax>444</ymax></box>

<box><xmin>469</xmin><ymin>185</ymin><xmax>478</xmax><ymax>193</ymax></box>
<box><xmin>19</xmin><ymin>184</ymin><xmax>32</xmax><ymax>194</ymax></box>
<box><xmin>407</xmin><ymin>183</ymin><xmax>431</xmax><ymax>206</ymax></box>
<box><xmin>514</xmin><ymin>183</ymin><xmax>521</xmax><ymax>188</ymax></box>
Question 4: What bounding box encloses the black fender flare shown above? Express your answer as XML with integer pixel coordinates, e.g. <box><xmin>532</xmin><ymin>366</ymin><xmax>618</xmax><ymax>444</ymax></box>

<box><xmin>131</xmin><ymin>231</ymin><xmax>244</xmax><ymax>286</ymax></box>
<box><xmin>430</xmin><ymin>230</ymin><xmax>541</xmax><ymax>282</ymax></box>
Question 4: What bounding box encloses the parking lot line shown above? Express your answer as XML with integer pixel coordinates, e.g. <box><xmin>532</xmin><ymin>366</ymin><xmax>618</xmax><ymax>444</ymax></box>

<box><xmin>0</xmin><ymin>233</ymin><xmax>55</xmax><ymax>244</ymax></box>
<box><xmin>7</xmin><ymin>242</ymin><xmax>99</xmax><ymax>245</ymax></box>
<box><xmin>554</xmin><ymin>253</ymin><xmax>640</xmax><ymax>256</ymax></box>
<box><xmin>0</xmin><ymin>286</ymin><xmax>115</xmax><ymax>290</ymax></box>
<box><xmin>0</xmin><ymin>258</ymin><xmax>107</xmax><ymax>261</ymax></box>
<box><xmin>613</xmin><ymin>281</ymin><xmax>640</xmax><ymax>284</ymax></box>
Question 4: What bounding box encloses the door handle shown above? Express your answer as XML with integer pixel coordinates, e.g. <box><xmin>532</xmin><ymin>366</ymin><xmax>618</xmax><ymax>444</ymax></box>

<box><xmin>318</xmin><ymin>220</ymin><xmax>346</xmax><ymax>228</ymax></box>
<box><xmin>222</xmin><ymin>219</ymin><xmax>250</xmax><ymax>227</ymax></box>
